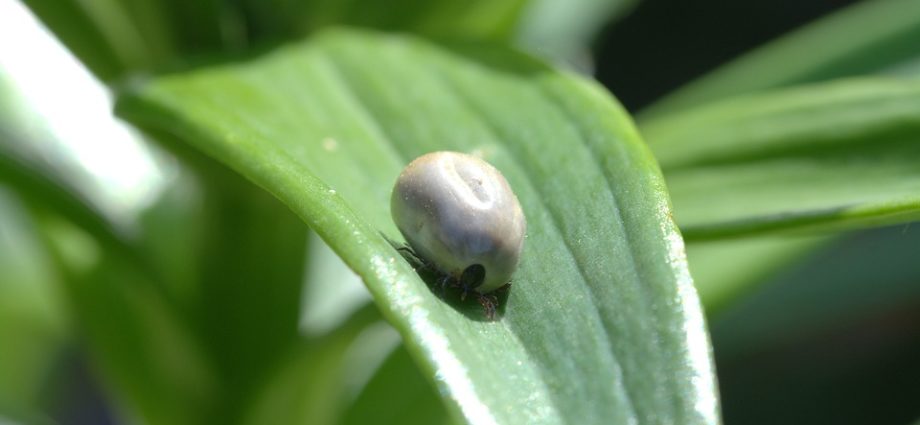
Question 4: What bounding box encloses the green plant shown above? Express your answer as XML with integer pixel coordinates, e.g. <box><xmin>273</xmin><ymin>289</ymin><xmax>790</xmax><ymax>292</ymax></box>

<box><xmin>2</xmin><ymin>0</ymin><xmax>919</xmax><ymax>424</ymax></box>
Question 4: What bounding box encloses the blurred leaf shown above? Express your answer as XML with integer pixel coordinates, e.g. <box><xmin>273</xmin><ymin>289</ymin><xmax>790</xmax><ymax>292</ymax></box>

<box><xmin>20</xmin><ymin>0</ymin><xmax>631</xmax><ymax>84</ymax></box>
<box><xmin>343</xmin><ymin>343</ymin><xmax>450</xmax><ymax>425</ymax></box>
<box><xmin>118</xmin><ymin>29</ymin><xmax>718</xmax><ymax>425</ymax></box>
<box><xmin>135</xmin><ymin>126</ymin><xmax>312</xmax><ymax>423</ymax></box>
<box><xmin>2</xmin><ymin>3</ymin><xmax>311</xmax><ymax>423</ymax></box>
<box><xmin>0</xmin><ymin>5</ymin><xmax>165</xmax><ymax>237</ymax></box>
<box><xmin>885</xmin><ymin>56</ymin><xmax>920</xmax><ymax>78</ymax></box>
<box><xmin>0</xmin><ymin>150</ymin><xmax>128</xmax><ymax>254</ymax></box>
<box><xmin>300</xmin><ymin>232</ymin><xmax>371</xmax><ymax>336</ymax></box>
<box><xmin>0</xmin><ymin>189</ymin><xmax>67</xmax><ymax>424</ymax></box>
<box><xmin>712</xmin><ymin>223</ymin><xmax>920</xmax><ymax>358</ymax></box>
<box><xmin>19</xmin><ymin>0</ymin><xmax>182</xmax><ymax>82</ymax></box>
<box><xmin>243</xmin><ymin>0</ymin><xmax>641</xmax><ymax>65</ymax></box>
<box><xmin>0</xmin><ymin>415</ymin><xmax>52</xmax><ymax>425</ymax></box>
<box><xmin>642</xmin><ymin>0</ymin><xmax>920</xmax><ymax>119</ymax></box>
<box><xmin>133</xmin><ymin>172</ymin><xmax>208</xmax><ymax>308</ymax></box>
<box><xmin>157</xmin><ymin>0</ymin><xmax>226</xmax><ymax>54</ymax></box>
<box><xmin>17</xmin><ymin>0</ymin><xmax>227</xmax><ymax>82</ymax></box>
<box><xmin>642</xmin><ymin>77</ymin><xmax>920</xmax><ymax>239</ymax></box>
<box><xmin>0</xmin><ymin>70</ymin><xmax>117</xmax><ymax>241</ymax></box>
<box><xmin>243</xmin><ymin>305</ymin><xmax>398</xmax><ymax>425</ymax></box>
<box><xmin>515</xmin><ymin>0</ymin><xmax>638</xmax><ymax>65</ymax></box>
<box><xmin>244</xmin><ymin>232</ymin><xmax>378</xmax><ymax>425</ymax></box>
<box><xmin>189</xmin><ymin>171</ymin><xmax>310</xmax><ymax>423</ymax></box>
<box><xmin>709</xmin><ymin>224</ymin><xmax>920</xmax><ymax>425</ymax></box>
<box><xmin>19</xmin><ymin>0</ymin><xmax>526</xmax><ymax>82</ymax></box>
<box><xmin>687</xmin><ymin>235</ymin><xmax>826</xmax><ymax>313</ymax></box>
<box><xmin>237</xmin><ymin>0</ymin><xmax>527</xmax><ymax>43</ymax></box>
<box><xmin>13</xmin><ymin>0</ymin><xmax>129</xmax><ymax>81</ymax></box>
<box><xmin>36</xmin><ymin>215</ymin><xmax>217</xmax><ymax>425</ymax></box>
<box><xmin>1</xmin><ymin>71</ymin><xmax>310</xmax><ymax>425</ymax></box>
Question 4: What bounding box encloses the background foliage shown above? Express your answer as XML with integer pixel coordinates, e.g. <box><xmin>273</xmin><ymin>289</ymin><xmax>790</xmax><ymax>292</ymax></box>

<box><xmin>2</xmin><ymin>0</ymin><xmax>920</xmax><ymax>424</ymax></box>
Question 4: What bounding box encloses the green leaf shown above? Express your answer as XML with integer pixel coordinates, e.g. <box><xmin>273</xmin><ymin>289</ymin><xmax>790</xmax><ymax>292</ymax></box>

<box><xmin>643</xmin><ymin>77</ymin><xmax>920</xmax><ymax>239</ymax></box>
<box><xmin>19</xmin><ymin>0</ymin><xmax>526</xmax><ymax>82</ymax></box>
<box><xmin>237</xmin><ymin>0</ymin><xmax>527</xmax><ymax>42</ymax></box>
<box><xmin>711</xmin><ymin>224</ymin><xmax>920</xmax><ymax>359</ymax></box>
<box><xmin>118</xmin><ymin>29</ymin><xmax>718</xmax><ymax>425</ymax></box>
<box><xmin>300</xmin><ymin>232</ymin><xmax>372</xmax><ymax>336</ymax></box>
<box><xmin>19</xmin><ymin>0</ymin><xmax>184</xmax><ymax>82</ymax></box>
<box><xmin>0</xmin><ymin>10</ymin><xmax>165</xmax><ymax>240</ymax></box>
<box><xmin>242</xmin><ymin>304</ymin><xmax>395</xmax><ymax>425</ymax></box>
<box><xmin>2</xmin><ymin>6</ymin><xmax>315</xmax><ymax>423</ymax></box>
<box><xmin>130</xmin><ymin>126</ymin><xmax>312</xmax><ymax>423</ymax></box>
<box><xmin>515</xmin><ymin>0</ymin><xmax>638</xmax><ymax>64</ymax></box>
<box><xmin>17</xmin><ymin>0</ymin><xmax>227</xmax><ymax>82</ymax></box>
<box><xmin>0</xmin><ymin>189</ymin><xmax>68</xmax><ymax>423</ymax></box>
<box><xmin>36</xmin><ymin>214</ymin><xmax>218</xmax><ymax>425</ymax></box>
<box><xmin>20</xmin><ymin>0</ymin><xmax>629</xmax><ymax>85</ymax></box>
<box><xmin>686</xmin><ymin>235</ymin><xmax>827</xmax><ymax>313</ymax></box>
<box><xmin>344</xmin><ymin>343</ymin><xmax>450</xmax><ymax>425</ymax></box>
<box><xmin>642</xmin><ymin>0</ymin><xmax>920</xmax><ymax>119</ymax></box>
<box><xmin>189</xmin><ymin>171</ymin><xmax>310</xmax><ymax>423</ymax></box>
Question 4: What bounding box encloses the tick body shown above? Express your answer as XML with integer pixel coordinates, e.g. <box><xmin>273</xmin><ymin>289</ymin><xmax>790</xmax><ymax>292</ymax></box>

<box><xmin>391</xmin><ymin>151</ymin><xmax>526</xmax><ymax>318</ymax></box>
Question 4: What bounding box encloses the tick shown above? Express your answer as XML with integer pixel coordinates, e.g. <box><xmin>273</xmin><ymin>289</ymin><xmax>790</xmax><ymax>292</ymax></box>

<box><xmin>391</xmin><ymin>151</ymin><xmax>526</xmax><ymax>319</ymax></box>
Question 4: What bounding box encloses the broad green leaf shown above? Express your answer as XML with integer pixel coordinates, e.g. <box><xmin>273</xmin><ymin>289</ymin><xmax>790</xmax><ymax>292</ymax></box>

<box><xmin>642</xmin><ymin>0</ymin><xmax>920</xmax><ymax>119</ymax></box>
<box><xmin>643</xmin><ymin>77</ymin><xmax>920</xmax><ymax>239</ymax></box>
<box><xmin>118</xmin><ymin>29</ymin><xmax>718</xmax><ymax>425</ymax></box>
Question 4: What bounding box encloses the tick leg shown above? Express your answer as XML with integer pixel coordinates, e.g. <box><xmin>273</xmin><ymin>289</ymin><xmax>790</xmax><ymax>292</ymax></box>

<box><xmin>437</xmin><ymin>275</ymin><xmax>451</xmax><ymax>298</ymax></box>
<box><xmin>397</xmin><ymin>249</ymin><xmax>441</xmax><ymax>279</ymax></box>
<box><xmin>476</xmin><ymin>293</ymin><xmax>499</xmax><ymax>320</ymax></box>
<box><xmin>396</xmin><ymin>246</ymin><xmax>425</xmax><ymax>269</ymax></box>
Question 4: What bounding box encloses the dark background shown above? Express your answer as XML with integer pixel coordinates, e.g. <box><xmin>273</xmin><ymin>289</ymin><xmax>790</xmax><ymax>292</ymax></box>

<box><xmin>594</xmin><ymin>0</ymin><xmax>861</xmax><ymax>111</ymax></box>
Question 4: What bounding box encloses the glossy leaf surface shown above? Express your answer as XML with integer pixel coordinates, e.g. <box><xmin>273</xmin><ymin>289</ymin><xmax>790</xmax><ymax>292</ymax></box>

<box><xmin>118</xmin><ymin>29</ymin><xmax>718</xmax><ymax>425</ymax></box>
